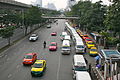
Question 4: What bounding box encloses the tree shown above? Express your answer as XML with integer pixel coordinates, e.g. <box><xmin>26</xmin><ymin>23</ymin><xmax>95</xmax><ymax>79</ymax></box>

<box><xmin>23</xmin><ymin>6</ymin><xmax>42</xmax><ymax>35</ymax></box>
<box><xmin>0</xmin><ymin>26</ymin><xmax>16</xmax><ymax>45</ymax></box>
<box><xmin>104</xmin><ymin>0</ymin><xmax>120</xmax><ymax>39</ymax></box>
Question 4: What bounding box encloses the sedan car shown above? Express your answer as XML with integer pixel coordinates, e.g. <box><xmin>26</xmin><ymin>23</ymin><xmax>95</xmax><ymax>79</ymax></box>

<box><xmin>23</xmin><ymin>53</ymin><xmax>37</xmax><ymax>65</ymax></box>
<box><xmin>89</xmin><ymin>47</ymin><xmax>98</xmax><ymax>56</ymax></box>
<box><xmin>47</xmin><ymin>25</ymin><xmax>51</xmax><ymax>28</ymax></box>
<box><xmin>29</xmin><ymin>33</ymin><xmax>38</xmax><ymax>41</ymax></box>
<box><xmin>84</xmin><ymin>37</ymin><xmax>92</xmax><ymax>43</ymax></box>
<box><xmin>31</xmin><ymin>60</ymin><xmax>46</xmax><ymax>76</ymax></box>
<box><xmin>51</xmin><ymin>32</ymin><xmax>57</xmax><ymax>36</ymax></box>
<box><xmin>86</xmin><ymin>41</ymin><xmax>95</xmax><ymax>49</ymax></box>
<box><xmin>49</xmin><ymin>42</ymin><xmax>57</xmax><ymax>51</ymax></box>
<box><xmin>82</xmin><ymin>35</ymin><xmax>89</xmax><ymax>40</ymax></box>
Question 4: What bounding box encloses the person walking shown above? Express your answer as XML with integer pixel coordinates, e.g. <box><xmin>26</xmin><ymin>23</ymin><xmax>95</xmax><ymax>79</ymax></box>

<box><xmin>43</xmin><ymin>41</ymin><xmax>46</xmax><ymax>48</ymax></box>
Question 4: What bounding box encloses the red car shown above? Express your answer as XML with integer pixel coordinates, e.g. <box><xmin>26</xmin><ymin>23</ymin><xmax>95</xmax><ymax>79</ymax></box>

<box><xmin>82</xmin><ymin>35</ymin><xmax>88</xmax><ymax>40</ymax></box>
<box><xmin>23</xmin><ymin>53</ymin><xmax>37</xmax><ymax>65</ymax></box>
<box><xmin>49</xmin><ymin>42</ymin><xmax>57</xmax><ymax>51</ymax></box>
<box><xmin>84</xmin><ymin>37</ymin><xmax>92</xmax><ymax>42</ymax></box>
<box><xmin>51</xmin><ymin>32</ymin><xmax>57</xmax><ymax>36</ymax></box>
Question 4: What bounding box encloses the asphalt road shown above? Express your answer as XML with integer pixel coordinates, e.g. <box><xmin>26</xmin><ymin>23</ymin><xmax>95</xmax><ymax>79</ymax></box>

<box><xmin>0</xmin><ymin>19</ymin><xmax>96</xmax><ymax>80</ymax></box>
<box><xmin>0</xmin><ymin>19</ymin><xmax>74</xmax><ymax>80</ymax></box>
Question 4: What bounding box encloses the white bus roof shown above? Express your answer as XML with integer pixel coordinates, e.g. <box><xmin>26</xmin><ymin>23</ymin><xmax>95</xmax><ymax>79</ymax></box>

<box><xmin>62</xmin><ymin>32</ymin><xmax>67</xmax><ymax>35</ymax></box>
<box><xmin>64</xmin><ymin>35</ymin><xmax>70</xmax><ymax>40</ymax></box>
<box><xmin>76</xmin><ymin>71</ymin><xmax>92</xmax><ymax>80</ymax></box>
<box><xmin>62</xmin><ymin>40</ymin><xmax>70</xmax><ymax>46</ymax></box>
<box><xmin>74</xmin><ymin>55</ymin><xmax>87</xmax><ymax>66</ymax></box>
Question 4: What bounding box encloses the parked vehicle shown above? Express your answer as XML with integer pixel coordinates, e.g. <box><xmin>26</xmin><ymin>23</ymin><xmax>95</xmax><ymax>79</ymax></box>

<box><xmin>89</xmin><ymin>47</ymin><xmax>98</xmax><ymax>56</ymax></box>
<box><xmin>72</xmin><ymin>55</ymin><xmax>88</xmax><ymax>71</ymax></box>
<box><xmin>86</xmin><ymin>41</ymin><xmax>95</xmax><ymax>49</ymax></box>
<box><xmin>73</xmin><ymin>71</ymin><xmax>91</xmax><ymax>80</ymax></box>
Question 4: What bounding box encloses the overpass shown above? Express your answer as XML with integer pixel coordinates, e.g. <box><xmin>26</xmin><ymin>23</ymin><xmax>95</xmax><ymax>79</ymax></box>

<box><xmin>0</xmin><ymin>0</ymin><xmax>56</xmax><ymax>13</ymax></box>
<box><xmin>42</xmin><ymin>16</ymin><xmax>79</xmax><ymax>19</ymax></box>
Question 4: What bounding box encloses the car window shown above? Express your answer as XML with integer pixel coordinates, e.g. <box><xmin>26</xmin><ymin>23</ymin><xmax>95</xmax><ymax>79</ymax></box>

<box><xmin>33</xmin><ymin>63</ymin><xmax>43</xmax><ymax>68</ymax></box>
<box><xmin>25</xmin><ymin>55</ymin><xmax>33</xmax><ymax>59</ymax></box>
<box><xmin>62</xmin><ymin>46</ymin><xmax>70</xmax><ymax>49</ymax></box>
<box><xmin>77</xmin><ymin>45</ymin><xmax>84</xmax><ymax>48</ymax></box>
<box><xmin>50</xmin><ymin>44</ymin><xmax>56</xmax><ymax>46</ymax></box>
<box><xmin>91</xmin><ymin>49</ymin><xmax>97</xmax><ymax>51</ymax></box>
<box><xmin>88</xmin><ymin>43</ymin><xmax>94</xmax><ymax>44</ymax></box>
<box><xmin>31</xmin><ymin>34</ymin><xmax>37</xmax><ymax>37</ymax></box>
<box><xmin>86</xmin><ymin>39</ymin><xmax>91</xmax><ymax>41</ymax></box>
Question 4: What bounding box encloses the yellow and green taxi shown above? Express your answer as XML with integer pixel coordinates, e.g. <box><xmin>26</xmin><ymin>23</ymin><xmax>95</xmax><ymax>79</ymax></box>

<box><xmin>31</xmin><ymin>60</ymin><xmax>46</xmax><ymax>76</ymax></box>
<box><xmin>86</xmin><ymin>41</ymin><xmax>95</xmax><ymax>48</ymax></box>
<box><xmin>89</xmin><ymin>47</ymin><xmax>98</xmax><ymax>56</ymax></box>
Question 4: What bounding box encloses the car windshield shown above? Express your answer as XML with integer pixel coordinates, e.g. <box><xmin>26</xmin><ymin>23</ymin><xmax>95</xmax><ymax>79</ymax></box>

<box><xmin>88</xmin><ymin>43</ymin><xmax>94</xmax><ymax>44</ymax></box>
<box><xmin>33</xmin><ymin>63</ymin><xmax>43</xmax><ymax>68</ymax></box>
<box><xmin>50</xmin><ymin>43</ymin><xmax>56</xmax><ymax>46</ymax></box>
<box><xmin>31</xmin><ymin>34</ymin><xmax>36</xmax><ymax>37</ymax></box>
<box><xmin>25</xmin><ymin>55</ymin><xmax>32</xmax><ymax>59</ymax></box>
<box><xmin>91</xmin><ymin>49</ymin><xmax>97</xmax><ymax>51</ymax></box>
<box><xmin>77</xmin><ymin>45</ymin><xmax>84</xmax><ymax>48</ymax></box>
<box><xmin>86</xmin><ymin>39</ymin><xmax>92</xmax><ymax>41</ymax></box>
<box><xmin>62</xmin><ymin>46</ymin><xmax>70</xmax><ymax>49</ymax></box>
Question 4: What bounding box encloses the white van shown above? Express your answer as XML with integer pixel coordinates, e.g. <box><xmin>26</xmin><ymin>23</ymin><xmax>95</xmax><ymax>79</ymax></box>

<box><xmin>73</xmin><ymin>71</ymin><xmax>91</xmax><ymax>80</ymax></box>
<box><xmin>75</xmin><ymin>40</ymin><xmax>86</xmax><ymax>53</ymax></box>
<box><xmin>61</xmin><ymin>40</ymin><xmax>71</xmax><ymax>54</ymax></box>
<box><xmin>73</xmin><ymin>55</ymin><xmax>88</xmax><ymax>71</ymax></box>
<box><xmin>64</xmin><ymin>35</ymin><xmax>71</xmax><ymax>41</ymax></box>
<box><xmin>60</xmin><ymin>32</ymin><xmax>67</xmax><ymax>40</ymax></box>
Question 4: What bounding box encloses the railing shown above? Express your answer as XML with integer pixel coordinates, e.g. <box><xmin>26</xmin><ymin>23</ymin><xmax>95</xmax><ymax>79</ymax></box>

<box><xmin>91</xmin><ymin>66</ymin><xmax>105</xmax><ymax>80</ymax></box>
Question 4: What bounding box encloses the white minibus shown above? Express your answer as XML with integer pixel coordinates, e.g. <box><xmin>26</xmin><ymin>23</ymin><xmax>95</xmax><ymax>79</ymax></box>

<box><xmin>74</xmin><ymin>71</ymin><xmax>91</xmax><ymax>80</ymax></box>
<box><xmin>60</xmin><ymin>32</ymin><xmax>67</xmax><ymax>40</ymax></box>
<box><xmin>64</xmin><ymin>35</ymin><xmax>71</xmax><ymax>41</ymax></box>
<box><xmin>73</xmin><ymin>55</ymin><xmax>88</xmax><ymax>71</ymax></box>
<box><xmin>75</xmin><ymin>40</ymin><xmax>86</xmax><ymax>53</ymax></box>
<box><xmin>61</xmin><ymin>40</ymin><xmax>71</xmax><ymax>54</ymax></box>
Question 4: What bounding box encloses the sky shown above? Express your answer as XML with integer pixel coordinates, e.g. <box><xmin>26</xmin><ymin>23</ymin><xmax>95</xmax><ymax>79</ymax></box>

<box><xmin>15</xmin><ymin>0</ymin><xmax>111</xmax><ymax>10</ymax></box>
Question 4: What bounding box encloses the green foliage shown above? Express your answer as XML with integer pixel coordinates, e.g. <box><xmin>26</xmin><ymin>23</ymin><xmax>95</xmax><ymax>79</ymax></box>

<box><xmin>24</xmin><ymin>6</ymin><xmax>42</xmax><ymax>26</ymax></box>
<box><xmin>0</xmin><ymin>26</ymin><xmax>16</xmax><ymax>38</ymax></box>
<box><xmin>67</xmin><ymin>1</ymin><xmax>107</xmax><ymax>32</ymax></box>
<box><xmin>104</xmin><ymin>0</ymin><xmax>120</xmax><ymax>37</ymax></box>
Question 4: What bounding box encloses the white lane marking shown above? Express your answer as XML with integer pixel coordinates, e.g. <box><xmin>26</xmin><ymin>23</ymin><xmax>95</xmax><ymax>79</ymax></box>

<box><xmin>57</xmin><ymin>55</ymin><xmax>61</xmax><ymax>80</ymax></box>
<box><xmin>8</xmin><ymin>74</ymin><xmax>12</xmax><ymax>78</ymax></box>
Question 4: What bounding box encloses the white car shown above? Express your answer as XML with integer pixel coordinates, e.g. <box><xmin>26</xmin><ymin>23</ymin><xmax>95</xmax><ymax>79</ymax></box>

<box><xmin>29</xmin><ymin>34</ymin><xmax>38</xmax><ymax>41</ymax></box>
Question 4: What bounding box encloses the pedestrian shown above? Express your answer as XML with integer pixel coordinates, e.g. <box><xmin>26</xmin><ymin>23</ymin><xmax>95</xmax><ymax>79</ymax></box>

<box><xmin>43</xmin><ymin>41</ymin><xmax>46</xmax><ymax>48</ymax></box>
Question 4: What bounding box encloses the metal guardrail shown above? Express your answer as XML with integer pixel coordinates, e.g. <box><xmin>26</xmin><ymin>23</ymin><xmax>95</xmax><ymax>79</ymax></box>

<box><xmin>91</xmin><ymin>66</ymin><xmax>105</xmax><ymax>80</ymax></box>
